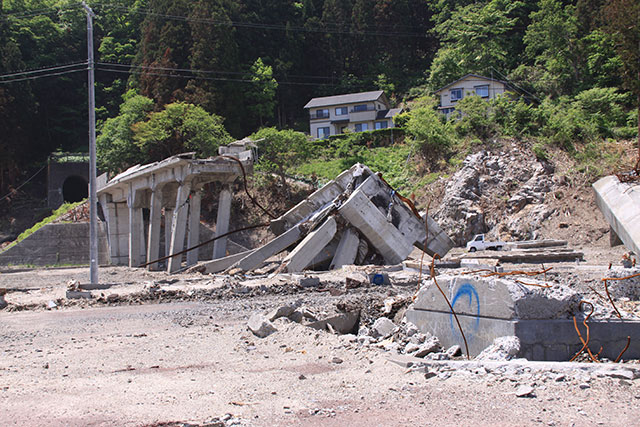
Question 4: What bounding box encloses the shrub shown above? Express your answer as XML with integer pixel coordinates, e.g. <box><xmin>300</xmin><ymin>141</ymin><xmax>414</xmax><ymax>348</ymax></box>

<box><xmin>404</xmin><ymin>97</ymin><xmax>453</xmax><ymax>157</ymax></box>
<box><xmin>454</xmin><ymin>95</ymin><xmax>497</xmax><ymax>140</ymax></box>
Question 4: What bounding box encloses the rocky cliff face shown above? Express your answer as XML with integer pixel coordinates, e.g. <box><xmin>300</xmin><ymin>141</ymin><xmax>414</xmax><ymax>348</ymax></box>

<box><xmin>433</xmin><ymin>144</ymin><xmax>570</xmax><ymax>247</ymax></box>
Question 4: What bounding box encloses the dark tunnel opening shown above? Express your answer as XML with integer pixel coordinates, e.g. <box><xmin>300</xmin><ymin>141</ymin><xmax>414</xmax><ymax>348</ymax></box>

<box><xmin>62</xmin><ymin>175</ymin><xmax>88</xmax><ymax>203</ymax></box>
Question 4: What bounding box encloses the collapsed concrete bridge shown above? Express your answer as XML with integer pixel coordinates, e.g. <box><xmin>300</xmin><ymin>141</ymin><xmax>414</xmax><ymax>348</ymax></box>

<box><xmin>97</xmin><ymin>140</ymin><xmax>255</xmax><ymax>273</ymax></box>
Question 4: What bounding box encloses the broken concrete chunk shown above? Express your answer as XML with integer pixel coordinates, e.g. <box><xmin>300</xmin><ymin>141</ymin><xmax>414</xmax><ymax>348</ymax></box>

<box><xmin>371</xmin><ymin>317</ymin><xmax>396</xmax><ymax>339</ymax></box>
<box><xmin>412</xmin><ymin>337</ymin><xmax>442</xmax><ymax>358</ymax></box>
<box><xmin>287</xmin><ymin>310</ymin><xmax>304</xmax><ymax>323</ymax></box>
<box><xmin>307</xmin><ymin>312</ymin><xmax>359</xmax><ymax>335</ymax></box>
<box><xmin>292</xmin><ymin>275</ymin><xmax>320</xmax><ymax>288</ymax></box>
<box><xmin>247</xmin><ymin>314</ymin><xmax>277</xmax><ymax>338</ymax></box>
<box><xmin>66</xmin><ymin>290</ymin><xmax>92</xmax><ymax>299</ymax></box>
<box><xmin>446</xmin><ymin>345</ymin><xmax>462</xmax><ymax>358</ymax></box>
<box><xmin>267</xmin><ymin>304</ymin><xmax>298</xmax><ymax>322</ymax></box>
<box><xmin>515</xmin><ymin>385</ymin><xmax>535</xmax><ymax>398</ymax></box>
<box><xmin>46</xmin><ymin>300</ymin><xmax>57</xmax><ymax>310</ymax></box>
<box><xmin>476</xmin><ymin>336</ymin><xmax>520</xmax><ymax>361</ymax></box>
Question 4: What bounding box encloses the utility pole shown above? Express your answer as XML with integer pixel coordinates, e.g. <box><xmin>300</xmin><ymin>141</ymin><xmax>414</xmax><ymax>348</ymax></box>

<box><xmin>82</xmin><ymin>1</ymin><xmax>98</xmax><ymax>285</ymax></box>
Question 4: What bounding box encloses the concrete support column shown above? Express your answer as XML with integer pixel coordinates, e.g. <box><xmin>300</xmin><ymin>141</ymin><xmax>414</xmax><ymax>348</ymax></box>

<box><xmin>164</xmin><ymin>208</ymin><xmax>173</xmax><ymax>257</ymax></box>
<box><xmin>146</xmin><ymin>188</ymin><xmax>163</xmax><ymax>270</ymax></box>
<box><xmin>186</xmin><ymin>189</ymin><xmax>202</xmax><ymax>267</ymax></box>
<box><xmin>212</xmin><ymin>184</ymin><xmax>232</xmax><ymax>260</ymax></box>
<box><xmin>128</xmin><ymin>195</ymin><xmax>145</xmax><ymax>268</ymax></box>
<box><xmin>167</xmin><ymin>182</ymin><xmax>192</xmax><ymax>273</ymax></box>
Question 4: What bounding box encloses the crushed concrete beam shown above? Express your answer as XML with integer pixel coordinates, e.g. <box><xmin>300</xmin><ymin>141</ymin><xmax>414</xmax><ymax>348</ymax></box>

<box><xmin>338</xmin><ymin>188</ymin><xmax>414</xmax><ymax>265</ymax></box>
<box><xmin>330</xmin><ymin>227</ymin><xmax>360</xmax><ymax>270</ymax></box>
<box><xmin>232</xmin><ymin>223</ymin><xmax>306</xmax><ymax>273</ymax></box>
<box><xmin>283</xmin><ymin>216</ymin><xmax>337</xmax><ymax>273</ymax></box>
<box><xmin>188</xmin><ymin>249</ymin><xmax>255</xmax><ymax>274</ymax></box>
<box><xmin>593</xmin><ymin>175</ymin><xmax>640</xmax><ymax>256</ymax></box>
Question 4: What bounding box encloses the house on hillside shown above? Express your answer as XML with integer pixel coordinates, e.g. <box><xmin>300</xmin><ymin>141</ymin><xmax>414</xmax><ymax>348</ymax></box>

<box><xmin>304</xmin><ymin>90</ymin><xmax>402</xmax><ymax>140</ymax></box>
<box><xmin>434</xmin><ymin>74</ymin><xmax>515</xmax><ymax>119</ymax></box>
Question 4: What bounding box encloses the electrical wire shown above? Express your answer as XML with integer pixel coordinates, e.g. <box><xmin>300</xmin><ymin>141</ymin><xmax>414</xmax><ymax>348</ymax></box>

<box><xmin>93</xmin><ymin>3</ymin><xmax>429</xmax><ymax>38</ymax></box>
<box><xmin>0</xmin><ymin>164</ymin><xmax>47</xmax><ymax>203</ymax></box>
<box><xmin>0</xmin><ymin>62</ymin><xmax>87</xmax><ymax>79</ymax></box>
<box><xmin>0</xmin><ymin>67</ymin><xmax>87</xmax><ymax>84</ymax></box>
<box><xmin>96</xmin><ymin>66</ymin><xmax>349</xmax><ymax>87</ymax></box>
<box><xmin>97</xmin><ymin>61</ymin><xmax>336</xmax><ymax>81</ymax></box>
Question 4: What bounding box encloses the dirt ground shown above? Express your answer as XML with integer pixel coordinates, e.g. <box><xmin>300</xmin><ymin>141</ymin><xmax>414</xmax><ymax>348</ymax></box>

<box><xmin>1</xmin><ymin>256</ymin><xmax>639</xmax><ymax>427</ymax></box>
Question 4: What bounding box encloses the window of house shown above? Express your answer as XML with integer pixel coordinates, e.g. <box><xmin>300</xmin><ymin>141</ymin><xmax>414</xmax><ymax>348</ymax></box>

<box><xmin>317</xmin><ymin>126</ymin><xmax>330</xmax><ymax>139</ymax></box>
<box><xmin>353</xmin><ymin>104</ymin><xmax>368</xmax><ymax>112</ymax></box>
<box><xmin>474</xmin><ymin>85</ymin><xmax>489</xmax><ymax>98</ymax></box>
<box><xmin>375</xmin><ymin>121</ymin><xmax>388</xmax><ymax>130</ymax></box>
<box><xmin>355</xmin><ymin>123</ymin><xmax>368</xmax><ymax>132</ymax></box>
<box><xmin>315</xmin><ymin>109</ymin><xmax>329</xmax><ymax>119</ymax></box>
<box><xmin>450</xmin><ymin>88</ymin><xmax>463</xmax><ymax>101</ymax></box>
<box><xmin>441</xmin><ymin>107</ymin><xmax>455</xmax><ymax>115</ymax></box>
<box><xmin>335</xmin><ymin>107</ymin><xmax>347</xmax><ymax>116</ymax></box>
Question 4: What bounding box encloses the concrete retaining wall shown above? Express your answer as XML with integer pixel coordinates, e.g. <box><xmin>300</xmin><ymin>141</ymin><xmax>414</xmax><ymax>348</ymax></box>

<box><xmin>0</xmin><ymin>223</ymin><xmax>110</xmax><ymax>266</ymax></box>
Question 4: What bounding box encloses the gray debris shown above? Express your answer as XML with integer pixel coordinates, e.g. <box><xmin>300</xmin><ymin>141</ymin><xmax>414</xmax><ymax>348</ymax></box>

<box><xmin>0</xmin><ymin>293</ymin><xmax>7</xmax><ymax>310</ymax></box>
<box><xmin>412</xmin><ymin>337</ymin><xmax>442</xmax><ymax>358</ymax></box>
<box><xmin>446</xmin><ymin>345</ymin><xmax>462</xmax><ymax>358</ymax></box>
<box><xmin>476</xmin><ymin>336</ymin><xmax>521</xmax><ymax>361</ymax></box>
<box><xmin>371</xmin><ymin>317</ymin><xmax>396</xmax><ymax>338</ymax></box>
<box><xmin>515</xmin><ymin>385</ymin><xmax>535</xmax><ymax>398</ymax></box>
<box><xmin>247</xmin><ymin>314</ymin><xmax>277</xmax><ymax>338</ymax></box>
<box><xmin>267</xmin><ymin>299</ymin><xmax>302</xmax><ymax>321</ymax></box>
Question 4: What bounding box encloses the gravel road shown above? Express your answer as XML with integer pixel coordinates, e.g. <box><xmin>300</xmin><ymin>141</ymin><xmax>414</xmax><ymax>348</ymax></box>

<box><xmin>1</xmin><ymin>266</ymin><xmax>639</xmax><ymax>426</ymax></box>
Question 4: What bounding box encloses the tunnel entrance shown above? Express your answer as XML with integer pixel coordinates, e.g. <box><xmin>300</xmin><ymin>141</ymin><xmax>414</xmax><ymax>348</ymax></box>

<box><xmin>62</xmin><ymin>175</ymin><xmax>88</xmax><ymax>203</ymax></box>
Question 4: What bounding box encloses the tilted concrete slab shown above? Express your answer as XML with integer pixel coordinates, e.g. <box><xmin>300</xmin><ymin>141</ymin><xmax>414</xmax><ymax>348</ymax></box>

<box><xmin>403</xmin><ymin>274</ymin><xmax>640</xmax><ymax>360</ymax></box>
<box><xmin>593</xmin><ymin>175</ymin><xmax>640</xmax><ymax>256</ymax></box>
<box><xmin>231</xmin><ymin>223</ymin><xmax>306</xmax><ymax>273</ymax></box>
<box><xmin>283</xmin><ymin>216</ymin><xmax>337</xmax><ymax>273</ymax></box>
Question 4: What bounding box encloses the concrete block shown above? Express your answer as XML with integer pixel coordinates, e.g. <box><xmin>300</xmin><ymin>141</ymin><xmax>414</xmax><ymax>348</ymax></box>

<box><xmin>371</xmin><ymin>317</ymin><xmax>396</xmax><ymax>338</ymax></box>
<box><xmin>247</xmin><ymin>314</ymin><xmax>277</xmax><ymax>338</ymax></box>
<box><xmin>283</xmin><ymin>217</ymin><xmax>337</xmax><ymax>273</ymax></box>
<box><xmin>412</xmin><ymin>275</ymin><xmax>581</xmax><ymax>320</ymax></box>
<box><xmin>593</xmin><ymin>175</ymin><xmax>640</xmax><ymax>256</ymax></box>
<box><xmin>66</xmin><ymin>290</ymin><xmax>92</xmax><ymax>299</ymax></box>
<box><xmin>338</xmin><ymin>188</ymin><xmax>413</xmax><ymax>265</ymax></box>
<box><xmin>307</xmin><ymin>311</ymin><xmax>360</xmax><ymax>335</ymax></box>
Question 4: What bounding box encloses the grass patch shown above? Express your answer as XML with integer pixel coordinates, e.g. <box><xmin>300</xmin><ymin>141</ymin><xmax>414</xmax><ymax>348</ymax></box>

<box><xmin>1</xmin><ymin>200</ymin><xmax>86</xmax><ymax>253</ymax></box>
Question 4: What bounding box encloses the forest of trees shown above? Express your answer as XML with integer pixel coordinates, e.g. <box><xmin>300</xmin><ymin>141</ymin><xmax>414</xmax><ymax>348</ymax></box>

<box><xmin>0</xmin><ymin>0</ymin><xmax>638</xmax><ymax>192</ymax></box>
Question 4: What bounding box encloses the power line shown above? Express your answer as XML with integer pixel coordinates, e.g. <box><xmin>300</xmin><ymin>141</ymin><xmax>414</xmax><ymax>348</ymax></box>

<box><xmin>0</xmin><ymin>68</ymin><xmax>87</xmax><ymax>84</ymax></box>
<box><xmin>0</xmin><ymin>62</ymin><xmax>87</xmax><ymax>79</ymax></box>
<box><xmin>93</xmin><ymin>3</ymin><xmax>429</xmax><ymax>38</ymax></box>
<box><xmin>97</xmin><ymin>61</ymin><xmax>336</xmax><ymax>81</ymax></box>
<box><xmin>0</xmin><ymin>165</ymin><xmax>47</xmax><ymax>203</ymax></box>
<box><xmin>96</xmin><ymin>66</ymin><xmax>347</xmax><ymax>87</ymax></box>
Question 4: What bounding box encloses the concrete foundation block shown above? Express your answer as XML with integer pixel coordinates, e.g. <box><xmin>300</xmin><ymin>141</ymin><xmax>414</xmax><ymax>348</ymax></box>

<box><xmin>412</xmin><ymin>275</ymin><xmax>581</xmax><ymax>320</ymax></box>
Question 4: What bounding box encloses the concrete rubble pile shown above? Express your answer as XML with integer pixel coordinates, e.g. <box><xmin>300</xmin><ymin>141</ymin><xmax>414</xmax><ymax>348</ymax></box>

<box><xmin>195</xmin><ymin>163</ymin><xmax>454</xmax><ymax>275</ymax></box>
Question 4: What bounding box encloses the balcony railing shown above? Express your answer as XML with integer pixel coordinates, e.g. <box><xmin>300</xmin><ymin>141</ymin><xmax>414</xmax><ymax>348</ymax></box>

<box><xmin>311</xmin><ymin>112</ymin><xmax>330</xmax><ymax>120</ymax></box>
